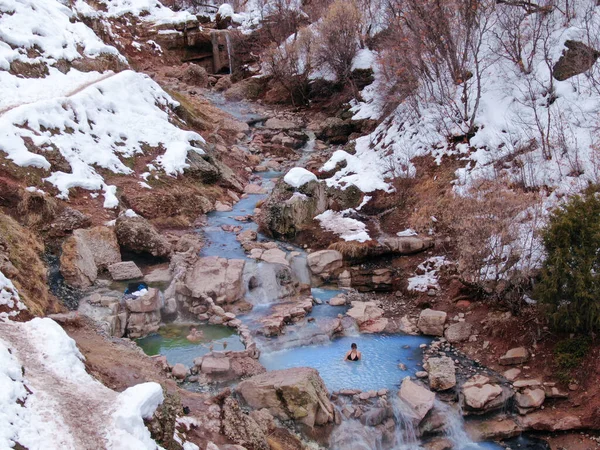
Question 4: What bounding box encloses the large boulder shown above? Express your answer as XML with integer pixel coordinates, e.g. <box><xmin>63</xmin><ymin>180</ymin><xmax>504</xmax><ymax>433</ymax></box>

<box><xmin>237</xmin><ymin>367</ymin><xmax>334</xmax><ymax>429</ymax></box>
<box><xmin>222</xmin><ymin>397</ymin><xmax>269</xmax><ymax>450</ymax></box>
<box><xmin>398</xmin><ymin>377</ymin><xmax>435</xmax><ymax>422</ymax></box>
<box><xmin>73</xmin><ymin>226</ymin><xmax>121</xmax><ymax>269</ymax></box>
<box><xmin>461</xmin><ymin>375</ymin><xmax>503</xmax><ymax>410</ymax></box>
<box><xmin>60</xmin><ymin>233</ymin><xmax>98</xmax><ymax>288</ymax></box>
<box><xmin>185</xmin><ymin>257</ymin><xmax>245</xmax><ymax>304</ymax></box>
<box><xmin>417</xmin><ymin>309</ymin><xmax>447</xmax><ymax>336</ymax></box>
<box><xmin>346</xmin><ymin>301</ymin><xmax>388</xmax><ymax>333</ymax></box>
<box><xmin>424</xmin><ymin>356</ymin><xmax>456</xmax><ymax>391</ymax></box>
<box><xmin>126</xmin><ymin>311</ymin><xmax>161</xmax><ymax>338</ymax></box>
<box><xmin>444</xmin><ymin>322</ymin><xmax>473</xmax><ymax>343</ymax></box>
<box><xmin>317</xmin><ymin>117</ymin><xmax>353</xmax><ymax>144</ymax></box>
<box><xmin>307</xmin><ymin>250</ymin><xmax>343</xmax><ymax>276</ymax></box>
<box><xmin>553</xmin><ymin>40</ymin><xmax>600</xmax><ymax>81</ymax></box>
<box><xmin>115</xmin><ymin>216</ymin><xmax>172</xmax><ymax>258</ymax></box>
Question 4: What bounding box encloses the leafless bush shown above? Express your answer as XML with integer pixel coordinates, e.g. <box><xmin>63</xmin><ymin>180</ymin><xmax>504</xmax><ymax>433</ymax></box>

<box><xmin>315</xmin><ymin>0</ymin><xmax>363</xmax><ymax>83</ymax></box>
<box><xmin>263</xmin><ymin>27</ymin><xmax>315</xmax><ymax>105</ymax></box>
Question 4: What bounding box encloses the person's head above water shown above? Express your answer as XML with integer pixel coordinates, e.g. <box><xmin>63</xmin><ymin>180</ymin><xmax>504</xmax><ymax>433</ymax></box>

<box><xmin>351</xmin><ymin>343</ymin><xmax>357</xmax><ymax>350</ymax></box>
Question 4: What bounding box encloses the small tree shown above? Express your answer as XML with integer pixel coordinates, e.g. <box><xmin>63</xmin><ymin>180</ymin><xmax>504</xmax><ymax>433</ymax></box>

<box><xmin>316</xmin><ymin>0</ymin><xmax>362</xmax><ymax>83</ymax></box>
<box><xmin>535</xmin><ymin>185</ymin><xmax>600</xmax><ymax>333</ymax></box>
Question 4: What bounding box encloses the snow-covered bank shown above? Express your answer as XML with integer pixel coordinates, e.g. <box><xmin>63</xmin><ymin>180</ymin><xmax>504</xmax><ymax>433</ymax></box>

<box><xmin>0</xmin><ymin>317</ymin><xmax>164</xmax><ymax>450</ymax></box>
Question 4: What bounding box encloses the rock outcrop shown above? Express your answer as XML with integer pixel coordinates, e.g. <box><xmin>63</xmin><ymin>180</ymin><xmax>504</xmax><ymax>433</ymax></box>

<box><xmin>307</xmin><ymin>250</ymin><xmax>343</xmax><ymax>276</ymax></box>
<box><xmin>237</xmin><ymin>367</ymin><xmax>334</xmax><ymax>429</ymax></box>
<box><xmin>115</xmin><ymin>216</ymin><xmax>172</xmax><ymax>258</ymax></box>
<box><xmin>553</xmin><ymin>40</ymin><xmax>600</xmax><ymax>81</ymax></box>
<box><xmin>184</xmin><ymin>256</ymin><xmax>245</xmax><ymax>304</ymax></box>
<box><xmin>124</xmin><ymin>288</ymin><xmax>163</xmax><ymax>338</ymax></box>
<box><xmin>108</xmin><ymin>261</ymin><xmax>143</xmax><ymax>281</ymax></box>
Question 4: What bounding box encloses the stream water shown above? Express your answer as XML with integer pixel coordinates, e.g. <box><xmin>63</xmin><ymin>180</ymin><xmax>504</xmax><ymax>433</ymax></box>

<box><xmin>133</xmin><ymin>93</ymin><xmax>542</xmax><ymax>449</ymax></box>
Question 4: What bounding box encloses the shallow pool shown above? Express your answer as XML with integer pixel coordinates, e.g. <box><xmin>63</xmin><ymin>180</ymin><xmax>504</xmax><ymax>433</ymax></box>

<box><xmin>136</xmin><ymin>324</ymin><xmax>244</xmax><ymax>367</ymax></box>
<box><xmin>260</xmin><ymin>333</ymin><xmax>432</xmax><ymax>392</ymax></box>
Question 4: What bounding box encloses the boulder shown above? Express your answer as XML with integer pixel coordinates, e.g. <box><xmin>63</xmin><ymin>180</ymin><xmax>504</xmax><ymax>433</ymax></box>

<box><xmin>317</xmin><ymin>117</ymin><xmax>353</xmax><ymax>144</ymax></box>
<box><xmin>398</xmin><ymin>377</ymin><xmax>435</xmax><ymax>422</ymax></box>
<box><xmin>515</xmin><ymin>388</ymin><xmax>545</xmax><ymax>411</ymax></box>
<box><xmin>115</xmin><ymin>216</ymin><xmax>172</xmax><ymax>258</ymax></box>
<box><xmin>260</xmin><ymin>248</ymin><xmax>289</xmax><ymax>266</ymax></box>
<box><xmin>417</xmin><ymin>309</ymin><xmax>447</xmax><ymax>336</ymax></box>
<box><xmin>519</xmin><ymin>411</ymin><xmax>582</xmax><ymax>431</ymax></box>
<box><xmin>185</xmin><ymin>257</ymin><xmax>245</xmax><ymax>304</ymax></box>
<box><xmin>424</xmin><ymin>356</ymin><xmax>456</xmax><ymax>391</ymax></box>
<box><xmin>465</xmin><ymin>417</ymin><xmax>521</xmax><ymax>441</ymax></box>
<box><xmin>553</xmin><ymin>40</ymin><xmax>600</xmax><ymax>81</ymax></box>
<box><xmin>244</xmin><ymin>183</ymin><xmax>267</xmax><ymax>195</ymax></box>
<box><xmin>126</xmin><ymin>311</ymin><xmax>161</xmax><ymax>338</ymax></box>
<box><xmin>125</xmin><ymin>288</ymin><xmax>161</xmax><ymax>313</ymax></box>
<box><xmin>171</xmin><ymin>363</ymin><xmax>188</xmax><ymax>380</ymax></box>
<box><xmin>50</xmin><ymin>207</ymin><xmax>91</xmax><ymax>236</ymax></box>
<box><xmin>307</xmin><ymin>250</ymin><xmax>343</xmax><ymax>275</ymax></box>
<box><xmin>215</xmin><ymin>75</ymin><xmax>232</xmax><ymax>92</ymax></box>
<box><xmin>108</xmin><ymin>261</ymin><xmax>143</xmax><ymax>281</ymax></box>
<box><xmin>182</xmin><ymin>63</ymin><xmax>208</xmax><ymax>87</ymax></box>
<box><xmin>237</xmin><ymin>367</ymin><xmax>334</xmax><ymax>429</ymax></box>
<box><xmin>503</xmin><ymin>368</ymin><xmax>521</xmax><ymax>381</ymax></box>
<box><xmin>444</xmin><ymin>322</ymin><xmax>472</xmax><ymax>343</ymax></box>
<box><xmin>499</xmin><ymin>347</ymin><xmax>529</xmax><ymax>365</ymax></box>
<box><xmin>380</xmin><ymin>236</ymin><xmax>434</xmax><ymax>255</ymax></box>
<box><xmin>462</xmin><ymin>376</ymin><xmax>502</xmax><ymax>410</ymax></box>
<box><xmin>345</xmin><ymin>301</ymin><xmax>388</xmax><ymax>332</ymax></box>
<box><xmin>59</xmin><ymin>232</ymin><xmax>98</xmax><ymax>288</ymax></box>
<box><xmin>329</xmin><ymin>294</ymin><xmax>347</xmax><ymax>306</ymax></box>
<box><xmin>199</xmin><ymin>356</ymin><xmax>231</xmax><ymax>374</ymax></box>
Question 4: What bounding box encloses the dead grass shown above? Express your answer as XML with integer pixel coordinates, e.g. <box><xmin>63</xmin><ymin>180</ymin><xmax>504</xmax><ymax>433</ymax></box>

<box><xmin>328</xmin><ymin>239</ymin><xmax>381</xmax><ymax>260</ymax></box>
<box><xmin>0</xmin><ymin>213</ymin><xmax>62</xmax><ymax>316</ymax></box>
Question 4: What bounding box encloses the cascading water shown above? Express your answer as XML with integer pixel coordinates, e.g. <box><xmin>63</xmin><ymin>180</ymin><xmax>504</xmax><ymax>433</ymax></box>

<box><xmin>225</xmin><ymin>31</ymin><xmax>234</xmax><ymax>75</ymax></box>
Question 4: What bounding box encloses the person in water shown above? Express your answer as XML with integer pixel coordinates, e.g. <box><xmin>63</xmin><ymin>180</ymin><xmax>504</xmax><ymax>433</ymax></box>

<box><xmin>186</xmin><ymin>327</ymin><xmax>203</xmax><ymax>342</ymax></box>
<box><xmin>345</xmin><ymin>343</ymin><xmax>361</xmax><ymax>361</ymax></box>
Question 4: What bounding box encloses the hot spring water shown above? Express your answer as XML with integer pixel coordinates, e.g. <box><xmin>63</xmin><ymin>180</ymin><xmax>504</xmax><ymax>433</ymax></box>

<box><xmin>136</xmin><ymin>324</ymin><xmax>244</xmax><ymax>367</ymax></box>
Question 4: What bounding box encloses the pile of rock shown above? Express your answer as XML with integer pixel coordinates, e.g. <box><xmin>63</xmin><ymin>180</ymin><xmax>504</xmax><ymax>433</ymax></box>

<box><xmin>460</xmin><ymin>374</ymin><xmax>513</xmax><ymax>415</ymax></box>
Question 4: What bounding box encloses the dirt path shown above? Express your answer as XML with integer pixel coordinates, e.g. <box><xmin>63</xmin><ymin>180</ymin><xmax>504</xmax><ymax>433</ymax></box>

<box><xmin>0</xmin><ymin>321</ymin><xmax>118</xmax><ymax>450</ymax></box>
<box><xmin>0</xmin><ymin>71</ymin><xmax>118</xmax><ymax>117</ymax></box>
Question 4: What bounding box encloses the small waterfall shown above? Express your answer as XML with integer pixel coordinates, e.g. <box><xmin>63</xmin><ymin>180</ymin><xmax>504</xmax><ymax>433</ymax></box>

<box><xmin>329</xmin><ymin>419</ymin><xmax>384</xmax><ymax>450</ymax></box>
<box><xmin>289</xmin><ymin>252</ymin><xmax>311</xmax><ymax>285</ymax></box>
<box><xmin>225</xmin><ymin>31</ymin><xmax>233</xmax><ymax>75</ymax></box>
<box><xmin>390</xmin><ymin>397</ymin><xmax>423</xmax><ymax>449</ymax></box>
<box><xmin>435</xmin><ymin>400</ymin><xmax>489</xmax><ymax>449</ymax></box>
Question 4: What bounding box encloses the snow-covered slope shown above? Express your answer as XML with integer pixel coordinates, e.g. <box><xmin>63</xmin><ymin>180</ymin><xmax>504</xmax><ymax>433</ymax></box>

<box><xmin>0</xmin><ymin>0</ymin><xmax>206</xmax><ymax>209</ymax></box>
<box><xmin>0</xmin><ymin>316</ymin><xmax>164</xmax><ymax>449</ymax></box>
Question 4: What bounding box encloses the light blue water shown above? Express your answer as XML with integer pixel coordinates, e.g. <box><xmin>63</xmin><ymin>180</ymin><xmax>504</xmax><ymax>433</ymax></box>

<box><xmin>260</xmin><ymin>334</ymin><xmax>432</xmax><ymax>392</ymax></box>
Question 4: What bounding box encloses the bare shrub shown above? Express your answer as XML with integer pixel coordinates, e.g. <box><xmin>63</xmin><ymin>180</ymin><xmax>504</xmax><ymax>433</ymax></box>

<box><xmin>263</xmin><ymin>27</ymin><xmax>315</xmax><ymax>105</ymax></box>
<box><xmin>316</xmin><ymin>0</ymin><xmax>363</xmax><ymax>83</ymax></box>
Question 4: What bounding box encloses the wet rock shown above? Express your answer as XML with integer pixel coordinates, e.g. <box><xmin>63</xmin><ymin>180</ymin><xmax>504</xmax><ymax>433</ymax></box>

<box><xmin>127</xmin><ymin>311</ymin><xmax>161</xmax><ymax>338</ymax></box>
<box><xmin>184</xmin><ymin>152</ymin><xmax>220</xmax><ymax>183</ymax></box>
<box><xmin>398</xmin><ymin>377</ymin><xmax>435</xmax><ymax>422</ymax></box>
<box><xmin>307</xmin><ymin>250</ymin><xmax>343</xmax><ymax>275</ymax></box>
<box><xmin>424</xmin><ymin>356</ymin><xmax>456</xmax><ymax>391</ymax></box>
<box><xmin>553</xmin><ymin>40</ymin><xmax>600</xmax><ymax>81</ymax></box>
<box><xmin>108</xmin><ymin>261</ymin><xmax>143</xmax><ymax>281</ymax></box>
<box><xmin>499</xmin><ymin>347</ymin><xmax>529</xmax><ymax>365</ymax></box>
<box><xmin>199</xmin><ymin>355</ymin><xmax>231</xmax><ymax>374</ymax></box>
<box><xmin>244</xmin><ymin>183</ymin><xmax>267</xmax><ymax>194</ymax></box>
<box><xmin>464</xmin><ymin>417</ymin><xmax>521</xmax><ymax>441</ymax></box>
<box><xmin>417</xmin><ymin>309</ymin><xmax>447</xmax><ymax>336</ymax></box>
<box><xmin>444</xmin><ymin>322</ymin><xmax>472</xmax><ymax>343</ymax></box>
<box><xmin>185</xmin><ymin>256</ymin><xmax>245</xmax><ymax>304</ymax></box>
<box><xmin>182</xmin><ymin>63</ymin><xmax>208</xmax><ymax>87</ymax></box>
<box><xmin>260</xmin><ymin>248</ymin><xmax>289</xmax><ymax>266</ymax></box>
<box><xmin>215</xmin><ymin>201</ymin><xmax>233</xmax><ymax>212</ymax></box>
<box><xmin>115</xmin><ymin>216</ymin><xmax>172</xmax><ymax>258</ymax></box>
<box><xmin>329</xmin><ymin>294</ymin><xmax>347</xmax><ymax>306</ymax></box>
<box><xmin>237</xmin><ymin>367</ymin><xmax>334</xmax><ymax>429</ymax></box>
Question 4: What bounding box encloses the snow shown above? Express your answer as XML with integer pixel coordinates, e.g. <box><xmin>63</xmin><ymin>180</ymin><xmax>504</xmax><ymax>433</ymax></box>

<box><xmin>315</xmin><ymin>209</ymin><xmax>371</xmax><ymax>242</ymax></box>
<box><xmin>0</xmin><ymin>69</ymin><xmax>205</xmax><ymax>204</ymax></box>
<box><xmin>0</xmin><ymin>318</ymin><xmax>165</xmax><ymax>450</ymax></box>
<box><xmin>0</xmin><ymin>271</ymin><xmax>26</xmax><ymax>319</ymax></box>
<box><xmin>218</xmin><ymin>4</ymin><xmax>234</xmax><ymax>19</ymax></box>
<box><xmin>351</xmin><ymin>48</ymin><xmax>376</xmax><ymax>71</ymax></box>
<box><xmin>407</xmin><ymin>257</ymin><xmax>449</xmax><ymax>292</ymax></box>
<box><xmin>79</xmin><ymin>0</ymin><xmax>197</xmax><ymax>26</ymax></box>
<box><xmin>283</xmin><ymin>167</ymin><xmax>317</xmax><ymax>188</ymax></box>
<box><xmin>397</xmin><ymin>229</ymin><xmax>418</xmax><ymax>237</ymax></box>
<box><xmin>109</xmin><ymin>382</ymin><xmax>164</xmax><ymax>450</ymax></box>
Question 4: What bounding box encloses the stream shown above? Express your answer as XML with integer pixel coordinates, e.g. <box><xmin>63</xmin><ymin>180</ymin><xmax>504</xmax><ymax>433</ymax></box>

<box><xmin>131</xmin><ymin>93</ymin><xmax>541</xmax><ymax>450</ymax></box>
